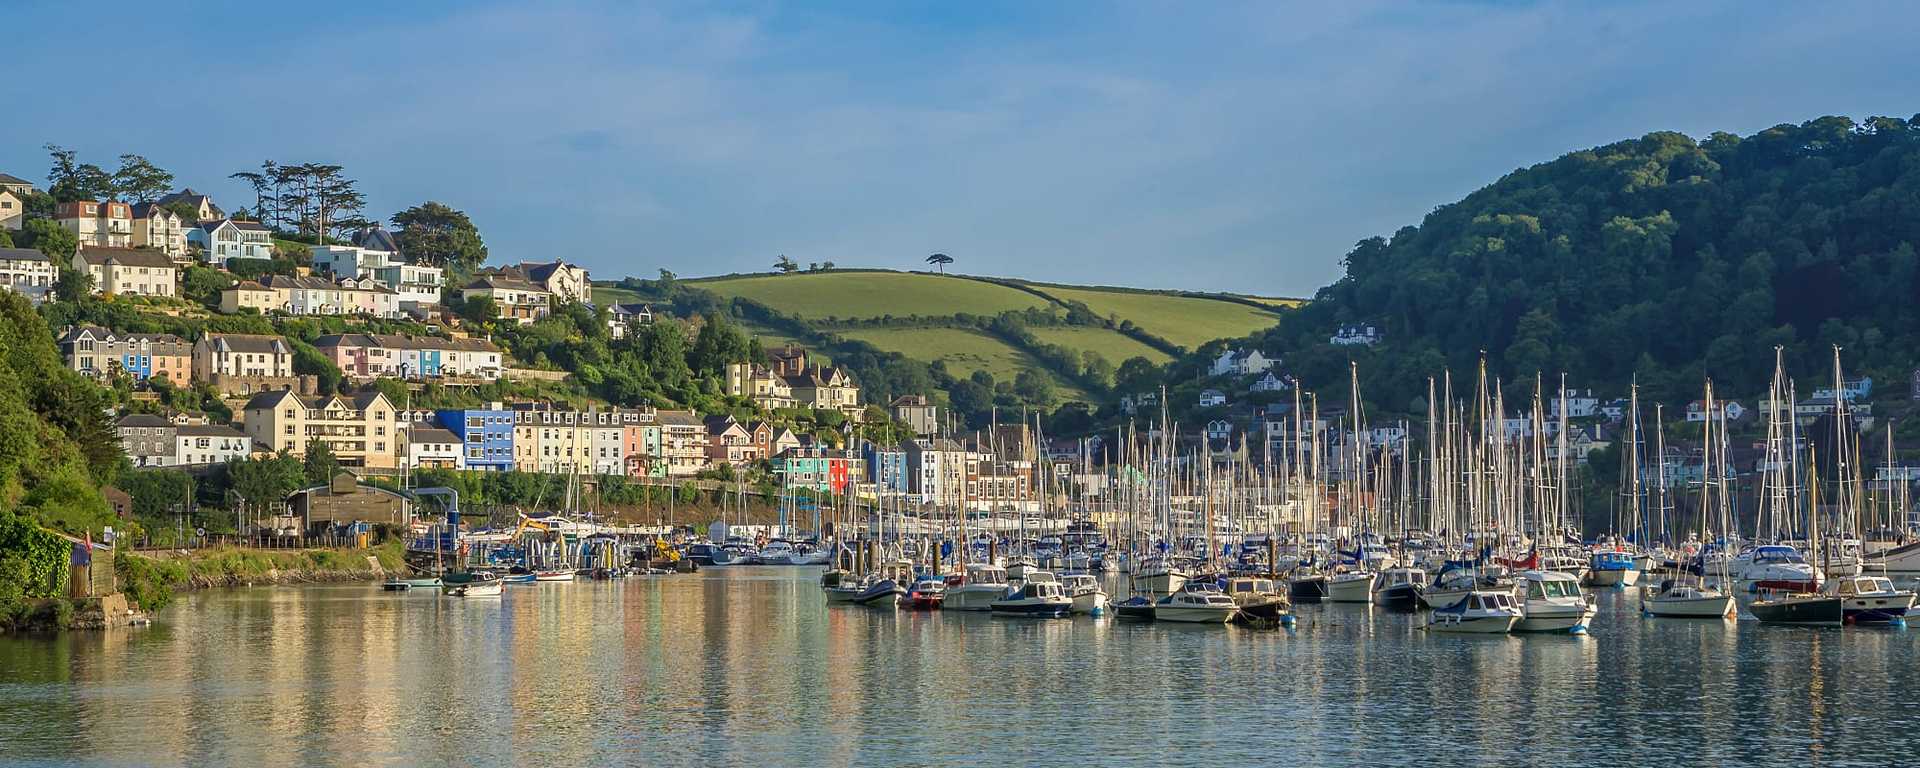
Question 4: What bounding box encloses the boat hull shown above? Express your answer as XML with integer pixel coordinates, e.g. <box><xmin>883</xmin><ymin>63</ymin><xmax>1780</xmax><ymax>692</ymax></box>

<box><xmin>1427</xmin><ymin>614</ymin><xmax>1517</xmax><ymax>634</ymax></box>
<box><xmin>443</xmin><ymin>581</ymin><xmax>502</xmax><ymax>597</ymax></box>
<box><xmin>1328</xmin><ymin>573</ymin><xmax>1375</xmax><ymax>603</ymax></box>
<box><xmin>1587</xmin><ymin>568</ymin><xmax>1639</xmax><ymax>587</ymax></box>
<box><xmin>1289</xmin><ymin>575</ymin><xmax>1328</xmax><ymax>603</ymax></box>
<box><xmin>1751</xmin><ymin>595</ymin><xmax>1844</xmax><ymax>626</ymax></box>
<box><xmin>1514</xmin><ymin>604</ymin><xmax>1595</xmax><ymax>633</ymax></box>
<box><xmin>1421</xmin><ymin>588</ymin><xmax>1472</xmax><ymax>611</ymax></box>
<box><xmin>1842</xmin><ymin>593</ymin><xmax>1915</xmax><ymax>624</ymax></box>
<box><xmin>1153</xmin><ymin>605</ymin><xmax>1236</xmax><ymax>623</ymax></box>
<box><xmin>1113</xmin><ymin>597</ymin><xmax>1156</xmax><ymax>620</ymax></box>
<box><xmin>991</xmin><ymin>599</ymin><xmax>1072</xmax><ymax>618</ymax></box>
<box><xmin>1642</xmin><ymin>595</ymin><xmax>1734</xmax><ymax>618</ymax></box>
<box><xmin>1373</xmin><ymin>584</ymin><xmax>1421</xmax><ymax>610</ymax></box>
<box><xmin>1070</xmin><ymin>592</ymin><xmax>1109</xmax><ymax>616</ymax></box>
<box><xmin>942</xmin><ymin>586</ymin><xmax>1005</xmax><ymax>612</ymax></box>
<box><xmin>852</xmin><ymin>580</ymin><xmax>904</xmax><ymax>607</ymax></box>
<box><xmin>1132</xmin><ymin>571</ymin><xmax>1188</xmax><ymax>599</ymax></box>
<box><xmin>534</xmin><ymin>571</ymin><xmax>575</xmax><ymax>582</ymax></box>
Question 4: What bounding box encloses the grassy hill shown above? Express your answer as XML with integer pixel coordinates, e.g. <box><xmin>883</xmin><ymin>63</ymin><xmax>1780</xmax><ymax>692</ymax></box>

<box><xmin>633</xmin><ymin>270</ymin><xmax>1294</xmax><ymax>394</ymax></box>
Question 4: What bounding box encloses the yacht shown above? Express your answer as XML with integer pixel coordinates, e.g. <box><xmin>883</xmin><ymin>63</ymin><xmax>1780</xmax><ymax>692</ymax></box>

<box><xmin>1130</xmin><ymin>555</ymin><xmax>1190</xmax><ymax>598</ymax></box>
<box><xmin>1733</xmin><ymin>545</ymin><xmax>1821</xmax><ymax>593</ymax></box>
<box><xmin>1223</xmin><ymin>576</ymin><xmax>1291</xmax><ymax>622</ymax></box>
<box><xmin>1060</xmin><ymin>573</ymin><xmax>1109</xmax><ymax>616</ymax></box>
<box><xmin>904</xmin><ymin>574</ymin><xmax>946</xmax><ymax>610</ymax></box>
<box><xmin>1423</xmin><ymin>563</ymin><xmax>1513</xmax><ymax>611</ymax></box>
<box><xmin>1750</xmin><ymin>590</ymin><xmax>1843</xmax><ymax>626</ymax></box>
<box><xmin>1587</xmin><ymin>549</ymin><xmax>1640</xmax><ymax>587</ymax></box>
<box><xmin>1426</xmin><ymin>591</ymin><xmax>1521</xmax><ymax>634</ymax></box>
<box><xmin>1327</xmin><ymin>569</ymin><xmax>1376</xmax><ymax>603</ymax></box>
<box><xmin>1512</xmin><ymin>570</ymin><xmax>1595</xmax><ymax>633</ymax></box>
<box><xmin>442</xmin><ymin>571</ymin><xmax>503</xmax><ymax>597</ymax></box>
<box><xmin>1004</xmin><ymin>554</ymin><xmax>1042</xmax><ymax>583</ymax></box>
<box><xmin>943</xmin><ymin>563</ymin><xmax>1011</xmax><ymax>612</ymax></box>
<box><xmin>821</xmin><ymin>569</ymin><xmax>864</xmax><ymax>603</ymax></box>
<box><xmin>1153</xmin><ymin>582</ymin><xmax>1239</xmax><ymax>623</ymax></box>
<box><xmin>991</xmin><ymin>573</ymin><xmax>1073</xmax><ymax>618</ymax></box>
<box><xmin>1641</xmin><ymin>577</ymin><xmax>1735</xmax><ymax>619</ymax></box>
<box><xmin>1287</xmin><ymin>568</ymin><xmax>1329</xmax><ymax>603</ymax></box>
<box><xmin>786</xmin><ymin>541</ymin><xmax>834</xmax><ymax>566</ymax></box>
<box><xmin>1830</xmin><ymin>575</ymin><xmax>1915</xmax><ymax>624</ymax></box>
<box><xmin>1863</xmin><ymin>539</ymin><xmax>1920</xmax><ymax>575</ymax></box>
<box><xmin>851</xmin><ymin>561</ymin><xmax>914</xmax><ymax>607</ymax></box>
<box><xmin>1371</xmin><ymin>567</ymin><xmax>1427</xmax><ymax>610</ymax></box>
<box><xmin>754</xmin><ymin>539</ymin><xmax>796</xmax><ymax>565</ymax></box>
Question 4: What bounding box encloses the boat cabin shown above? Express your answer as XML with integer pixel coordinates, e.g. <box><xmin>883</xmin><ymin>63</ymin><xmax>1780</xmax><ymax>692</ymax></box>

<box><xmin>1379</xmin><ymin>569</ymin><xmax>1427</xmax><ymax>588</ymax></box>
<box><xmin>1519</xmin><ymin>571</ymin><xmax>1584</xmax><ymax>600</ymax></box>
<box><xmin>1059</xmin><ymin>573</ymin><xmax>1098</xmax><ymax>594</ymax></box>
<box><xmin>1461</xmin><ymin>592</ymin><xmax>1517</xmax><ymax>612</ymax></box>
<box><xmin>1014</xmin><ymin>581</ymin><xmax>1067</xmax><ymax>600</ymax></box>
<box><xmin>1226</xmin><ymin>577</ymin><xmax>1278</xmax><ymax>596</ymax></box>
<box><xmin>952</xmin><ymin>563</ymin><xmax>1008</xmax><ymax>587</ymax></box>
<box><xmin>1835</xmin><ymin>576</ymin><xmax>1897</xmax><ymax>597</ymax></box>
<box><xmin>1748</xmin><ymin>546</ymin><xmax>1808</xmax><ymax>565</ymax></box>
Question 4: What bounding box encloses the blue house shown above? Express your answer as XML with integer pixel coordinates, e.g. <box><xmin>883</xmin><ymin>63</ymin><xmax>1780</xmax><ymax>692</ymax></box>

<box><xmin>862</xmin><ymin>441</ymin><xmax>909</xmax><ymax>493</ymax></box>
<box><xmin>436</xmin><ymin>407</ymin><xmax>514</xmax><ymax>471</ymax></box>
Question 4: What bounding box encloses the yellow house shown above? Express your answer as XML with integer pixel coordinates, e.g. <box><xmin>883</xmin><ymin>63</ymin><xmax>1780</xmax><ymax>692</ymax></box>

<box><xmin>240</xmin><ymin>390</ymin><xmax>398</xmax><ymax>469</ymax></box>
<box><xmin>0</xmin><ymin>190</ymin><xmax>22</xmax><ymax>231</ymax></box>
<box><xmin>219</xmin><ymin>280</ymin><xmax>280</xmax><ymax>313</ymax></box>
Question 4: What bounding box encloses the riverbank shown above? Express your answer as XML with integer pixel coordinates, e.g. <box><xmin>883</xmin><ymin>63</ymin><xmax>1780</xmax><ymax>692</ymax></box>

<box><xmin>115</xmin><ymin>540</ymin><xmax>407</xmax><ymax>615</ymax></box>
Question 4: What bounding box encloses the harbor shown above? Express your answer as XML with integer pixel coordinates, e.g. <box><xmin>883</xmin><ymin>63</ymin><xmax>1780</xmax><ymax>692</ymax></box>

<box><xmin>0</xmin><ymin>567</ymin><xmax>1912</xmax><ymax>767</ymax></box>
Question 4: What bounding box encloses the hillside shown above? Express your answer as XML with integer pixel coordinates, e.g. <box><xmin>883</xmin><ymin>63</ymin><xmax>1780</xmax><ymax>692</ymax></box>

<box><xmin>602</xmin><ymin>269</ymin><xmax>1295</xmax><ymax>424</ymax></box>
<box><xmin>1200</xmin><ymin>114</ymin><xmax>1920</xmax><ymax>416</ymax></box>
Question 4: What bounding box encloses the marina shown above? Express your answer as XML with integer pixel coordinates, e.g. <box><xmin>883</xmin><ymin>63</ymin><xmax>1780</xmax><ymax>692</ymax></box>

<box><xmin>2</xmin><ymin>567</ymin><xmax>1917</xmax><ymax>767</ymax></box>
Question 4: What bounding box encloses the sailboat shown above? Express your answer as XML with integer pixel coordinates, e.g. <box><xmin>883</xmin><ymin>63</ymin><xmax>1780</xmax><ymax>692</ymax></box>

<box><xmin>1644</xmin><ymin>381</ymin><xmax>1735</xmax><ymax>619</ymax></box>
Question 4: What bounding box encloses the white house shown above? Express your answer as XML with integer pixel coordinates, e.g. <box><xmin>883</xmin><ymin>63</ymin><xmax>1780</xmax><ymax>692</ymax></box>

<box><xmin>174</xmin><ymin>424</ymin><xmax>254</xmax><ymax>466</ymax></box>
<box><xmin>189</xmin><ymin>219</ymin><xmax>274</xmax><ymax>266</ymax></box>
<box><xmin>1198</xmin><ymin>389</ymin><xmax>1227</xmax><ymax>408</ymax></box>
<box><xmin>0</xmin><ymin>247</ymin><xmax>56</xmax><ymax>303</ymax></box>
<box><xmin>608</xmin><ymin>302</ymin><xmax>655</xmax><ymax>339</ymax></box>
<box><xmin>1250</xmin><ymin>371</ymin><xmax>1289</xmax><ymax>393</ymax></box>
<box><xmin>403</xmin><ymin>426</ymin><xmax>465</xmax><ymax>470</ymax></box>
<box><xmin>1210</xmin><ymin>349</ymin><xmax>1274</xmax><ymax>377</ymax></box>
<box><xmin>1684</xmin><ymin>400</ymin><xmax>1747</xmax><ymax>423</ymax></box>
<box><xmin>1810</xmin><ymin>377</ymin><xmax>1873</xmax><ymax>403</ymax></box>
<box><xmin>1330</xmin><ymin>324</ymin><xmax>1382</xmax><ymax>346</ymax></box>
<box><xmin>1205</xmin><ymin>419</ymin><xmax>1233</xmax><ymax>440</ymax></box>
<box><xmin>1548</xmin><ymin>388</ymin><xmax>1601</xmax><ymax>419</ymax></box>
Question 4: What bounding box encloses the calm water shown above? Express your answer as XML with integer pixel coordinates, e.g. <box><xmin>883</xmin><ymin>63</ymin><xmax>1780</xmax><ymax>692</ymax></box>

<box><xmin>1</xmin><ymin>569</ymin><xmax>1916</xmax><ymax>767</ymax></box>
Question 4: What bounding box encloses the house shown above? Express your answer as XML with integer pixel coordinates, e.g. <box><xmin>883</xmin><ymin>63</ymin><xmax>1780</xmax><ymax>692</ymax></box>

<box><xmin>891</xmin><ymin>395</ymin><xmax>939</xmax><ymax>436</ymax></box>
<box><xmin>460</xmin><ymin>275</ymin><xmax>551</xmax><ymax>324</ymax></box>
<box><xmin>486</xmin><ymin>260</ymin><xmax>590</xmax><ymax>302</ymax></box>
<box><xmin>906</xmin><ymin>438</ymin><xmax>968</xmax><ymax>504</ymax></box>
<box><xmin>1810</xmin><ymin>377</ymin><xmax>1873</xmax><ymax>403</ymax></box>
<box><xmin>1210</xmin><ymin>349</ymin><xmax>1274</xmax><ymax>378</ymax></box>
<box><xmin>0</xmin><ymin>247</ymin><xmax>55</xmax><ymax>303</ymax></box>
<box><xmin>1205</xmin><ymin>419</ymin><xmax>1233</xmax><ymax>440</ymax></box>
<box><xmin>0</xmin><ymin>172</ymin><xmax>33</xmax><ymax>196</ymax></box>
<box><xmin>0</xmin><ymin>190</ymin><xmax>22</xmax><ymax>231</ymax></box>
<box><xmin>402</xmin><ymin>426</ymin><xmax>464</xmax><ymax>470</ymax></box>
<box><xmin>786</xmin><ymin>366</ymin><xmax>862</xmax><ymax>416</ymax></box>
<box><xmin>507</xmin><ymin>404</ymin><xmax>648</xmax><ymax>475</ymax></box>
<box><xmin>656</xmin><ymin>410</ymin><xmax>709</xmax><ymax>476</ymax></box>
<box><xmin>1250</xmin><ymin>371</ymin><xmax>1289</xmax><ymax>393</ymax></box>
<box><xmin>128</xmin><ymin>203</ymin><xmax>189</xmax><ymax>261</ymax></box>
<box><xmin>155</xmin><ymin>188</ymin><xmax>223</xmax><ymax>224</ymax></box>
<box><xmin>704</xmin><ymin>416</ymin><xmax>759</xmax><ymax>465</ymax></box>
<box><xmin>435</xmin><ymin>405</ymin><xmax>516</xmax><ymax>472</ymax></box>
<box><xmin>607</xmin><ymin>303</ymin><xmax>654</xmax><ymax>339</ymax></box>
<box><xmin>1684</xmin><ymin>400</ymin><xmax>1748</xmax><ymax>423</ymax></box>
<box><xmin>1598</xmin><ymin>398</ymin><xmax>1629</xmax><ymax>421</ymax></box>
<box><xmin>1120</xmin><ymin>390</ymin><xmax>1160</xmax><ymax>415</ymax></box>
<box><xmin>1198</xmin><ymin>389</ymin><xmax>1227</xmax><ymax>408</ymax></box>
<box><xmin>1549</xmin><ymin>388</ymin><xmax>1601</xmax><ymax>419</ymax></box>
<box><xmin>188</xmin><ymin>219</ymin><xmax>274</xmax><ymax>266</ymax></box>
<box><xmin>725</xmin><ymin>362</ymin><xmax>796</xmax><ymax>410</ymax></box>
<box><xmin>175</xmin><ymin>424</ymin><xmax>253</xmax><ymax>466</ymax></box>
<box><xmin>118</xmin><ymin>413</ymin><xmax>176</xmax><ymax>467</ymax></box>
<box><xmin>219</xmin><ymin>280</ymin><xmax>279</xmax><ymax>313</ymax></box>
<box><xmin>773</xmin><ymin>446</ymin><xmax>860</xmax><ymax>495</ymax></box>
<box><xmin>862</xmin><ymin>442</ymin><xmax>911</xmax><ymax>494</ymax></box>
<box><xmin>310</xmin><ymin>242</ymin><xmax>443</xmax><ymax>309</ymax></box>
<box><xmin>1330</xmin><ymin>324</ymin><xmax>1382</xmax><ymax>346</ymax></box>
<box><xmin>72</xmin><ymin>244</ymin><xmax>178</xmax><ymax>297</ymax></box>
<box><xmin>56</xmin><ymin>200</ymin><xmax>133</xmax><ymax>247</ymax></box>
<box><xmin>314</xmin><ymin>333</ymin><xmax>503</xmax><ymax>381</ymax></box>
<box><xmin>252</xmin><ymin>274</ymin><xmax>401</xmax><ymax>318</ymax></box>
<box><xmin>240</xmin><ymin>390</ymin><xmax>399</xmax><ymax>469</ymax></box>
<box><xmin>59</xmin><ymin>326</ymin><xmax>191</xmax><ymax>386</ymax></box>
<box><xmin>192</xmin><ymin>333</ymin><xmax>297</xmax><ymax>394</ymax></box>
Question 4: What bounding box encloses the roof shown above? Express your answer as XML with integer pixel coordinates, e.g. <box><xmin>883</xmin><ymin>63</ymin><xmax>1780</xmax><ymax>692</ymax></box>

<box><xmin>354</xmin><ymin>227</ymin><xmax>400</xmax><ymax>253</ymax></box>
<box><xmin>241</xmin><ymin>389</ymin><xmax>298</xmax><ymax>411</ymax></box>
<box><xmin>76</xmin><ymin>246</ymin><xmax>176</xmax><ymax>269</ymax></box>
<box><xmin>656</xmin><ymin>410</ymin><xmax>703</xmax><ymax>427</ymax></box>
<box><xmin>177</xmin><ymin>424</ymin><xmax>246</xmax><ymax>438</ymax></box>
<box><xmin>409</xmin><ymin>427</ymin><xmax>459</xmax><ymax>445</ymax></box>
<box><xmin>0</xmin><ymin>172</ymin><xmax>31</xmax><ymax>187</ymax></box>
<box><xmin>891</xmin><ymin>395</ymin><xmax>930</xmax><ymax>407</ymax></box>
<box><xmin>0</xmin><ymin>247</ymin><xmax>49</xmax><ymax>263</ymax></box>
<box><xmin>312</xmin><ymin>332</ymin><xmax>499</xmax><ymax>353</ymax></box>
<box><xmin>610</xmin><ymin>302</ymin><xmax>652</xmax><ymax>316</ymax></box>
<box><xmin>117</xmin><ymin>413</ymin><xmax>171</xmax><ymax>428</ymax></box>
<box><xmin>205</xmin><ymin>333</ymin><xmax>289</xmax><ymax>355</ymax></box>
<box><xmin>228</xmin><ymin>280</ymin><xmax>273</xmax><ymax>292</ymax></box>
<box><xmin>129</xmin><ymin>202</ymin><xmax>178</xmax><ymax>220</ymax></box>
<box><xmin>465</xmin><ymin>274</ymin><xmax>547</xmax><ymax>293</ymax></box>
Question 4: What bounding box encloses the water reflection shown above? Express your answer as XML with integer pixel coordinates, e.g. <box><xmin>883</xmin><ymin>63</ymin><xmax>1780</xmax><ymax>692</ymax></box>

<box><xmin>0</xmin><ymin>572</ymin><xmax>1913</xmax><ymax>766</ymax></box>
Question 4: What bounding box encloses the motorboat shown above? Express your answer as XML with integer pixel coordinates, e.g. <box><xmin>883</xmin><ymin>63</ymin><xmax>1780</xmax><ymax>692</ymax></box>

<box><xmin>382</xmin><ymin>576</ymin><xmax>441</xmax><ymax>591</ymax></box>
<box><xmin>1223</xmin><ymin>576</ymin><xmax>1291</xmax><ymax>623</ymax></box>
<box><xmin>1371</xmin><ymin>567</ymin><xmax>1427</xmax><ymax>610</ymax></box>
<box><xmin>1750</xmin><ymin>590</ymin><xmax>1844</xmax><ymax>626</ymax></box>
<box><xmin>1426</xmin><ymin>591</ymin><xmax>1521</xmax><ymax>634</ymax></box>
<box><xmin>1112</xmin><ymin>595</ymin><xmax>1156</xmax><ymax>621</ymax></box>
<box><xmin>1060</xmin><ymin>573</ymin><xmax>1109</xmax><ymax>616</ymax></box>
<box><xmin>754</xmin><ymin>539</ymin><xmax>796</xmax><ymax>565</ymax></box>
<box><xmin>1587</xmin><ymin>549</ymin><xmax>1640</xmax><ymax>587</ymax></box>
<box><xmin>1004</xmin><ymin>554</ymin><xmax>1041</xmax><ymax>583</ymax></box>
<box><xmin>943</xmin><ymin>563</ymin><xmax>1011</xmax><ymax>612</ymax></box>
<box><xmin>534</xmin><ymin>568</ymin><xmax>576</xmax><ymax>582</ymax></box>
<box><xmin>904</xmin><ymin>575</ymin><xmax>946</xmax><ymax>610</ymax></box>
<box><xmin>991</xmin><ymin>576</ymin><xmax>1073</xmax><ymax>618</ymax></box>
<box><xmin>1153</xmin><ymin>582</ymin><xmax>1239</xmax><ymax>624</ymax></box>
<box><xmin>1287</xmin><ymin>569</ymin><xmax>1329</xmax><ymax>603</ymax></box>
<box><xmin>684</xmin><ymin>542</ymin><xmax>719</xmax><ymax>566</ymax></box>
<box><xmin>821</xmin><ymin>569</ymin><xmax>864</xmax><ymax>603</ymax></box>
<box><xmin>1512</xmin><ymin>570</ymin><xmax>1595</xmax><ymax>634</ymax></box>
<box><xmin>1327</xmin><ymin>569</ymin><xmax>1376</xmax><ymax>604</ymax></box>
<box><xmin>1829</xmin><ymin>575</ymin><xmax>1915</xmax><ymax>624</ymax></box>
<box><xmin>442</xmin><ymin>572</ymin><xmax>502</xmax><ymax>597</ymax></box>
<box><xmin>852</xmin><ymin>561</ymin><xmax>914</xmax><ymax>607</ymax></box>
<box><xmin>1130</xmin><ymin>555</ymin><xmax>1189</xmax><ymax>599</ymax></box>
<box><xmin>785</xmin><ymin>541</ymin><xmax>835</xmax><ymax>566</ymax></box>
<box><xmin>1424</xmin><ymin>563</ymin><xmax>1513</xmax><ymax>610</ymax></box>
<box><xmin>707</xmin><ymin>542</ymin><xmax>755</xmax><ymax>567</ymax></box>
<box><xmin>1640</xmin><ymin>578</ymin><xmax>1735</xmax><ymax>619</ymax></box>
<box><xmin>1732</xmin><ymin>545</ymin><xmax>1821</xmax><ymax>593</ymax></box>
<box><xmin>1863</xmin><ymin>539</ymin><xmax>1920</xmax><ymax>575</ymax></box>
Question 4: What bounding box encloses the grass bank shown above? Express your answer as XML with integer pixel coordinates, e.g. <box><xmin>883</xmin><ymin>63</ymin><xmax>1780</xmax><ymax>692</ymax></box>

<box><xmin>116</xmin><ymin>539</ymin><xmax>407</xmax><ymax>614</ymax></box>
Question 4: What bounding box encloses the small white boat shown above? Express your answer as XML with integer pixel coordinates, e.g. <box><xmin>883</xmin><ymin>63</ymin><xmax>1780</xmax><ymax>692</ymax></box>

<box><xmin>820</xmin><ymin>569</ymin><xmax>863</xmax><ymax>603</ymax></box>
<box><xmin>943</xmin><ymin>563</ymin><xmax>1011</xmax><ymax>612</ymax></box>
<box><xmin>443</xmin><ymin>574</ymin><xmax>503</xmax><ymax>597</ymax></box>
<box><xmin>1131</xmin><ymin>555</ymin><xmax>1189</xmax><ymax>599</ymax></box>
<box><xmin>1640</xmin><ymin>578</ymin><xmax>1734</xmax><ymax>619</ymax></box>
<box><xmin>1831</xmin><ymin>575</ymin><xmax>1916</xmax><ymax>624</ymax></box>
<box><xmin>754</xmin><ymin>539</ymin><xmax>796</xmax><ymax>565</ymax></box>
<box><xmin>1512</xmin><ymin>570</ymin><xmax>1595</xmax><ymax>634</ymax></box>
<box><xmin>1732</xmin><ymin>545</ymin><xmax>1821</xmax><ymax>593</ymax></box>
<box><xmin>1060</xmin><ymin>573</ymin><xmax>1109</xmax><ymax>615</ymax></box>
<box><xmin>1153</xmin><ymin>582</ymin><xmax>1238</xmax><ymax>623</ymax></box>
<box><xmin>534</xmin><ymin>569</ymin><xmax>575</xmax><ymax>582</ymax></box>
<box><xmin>1426</xmin><ymin>591</ymin><xmax>1521</xmax><ymax>634</ymax></box>
<box><xmin>991</xmin><ymin>577</ymin><xmax>1073</xmax><ymax>618</ymax></box>
<box><xmin>1327</xmin><ymin>570</ymin><xmax>1376</xmax><ymax>603</ymax></box>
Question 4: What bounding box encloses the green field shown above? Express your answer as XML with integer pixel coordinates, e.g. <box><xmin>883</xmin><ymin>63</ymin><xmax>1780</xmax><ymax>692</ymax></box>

<box><xmin>839</xmin><ymin>326</ymin><xmax>1077</xmax><ymax>390</ymax></box>
<box><xmin>1035</xmin><ymin>286</ymin><xmax>1279</xmax><ymax>349</ymax></box>
<box><xmin>1029</xmin><ymin>326</ymin><xmax>1170</xmax><ymax>364</ymax></box>
<box><xmin>695</xmin><ymin>272</ymin><xmax>1049</xmax><ymax>320</ymax></box>
<box><xmin>591</xmin><ymin>283</ymin><xmax>647</xmax><ymax>306</ymax></box>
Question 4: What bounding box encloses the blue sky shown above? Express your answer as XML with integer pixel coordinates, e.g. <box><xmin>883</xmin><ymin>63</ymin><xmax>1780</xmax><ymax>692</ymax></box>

<box><xmin>2</xmin><ymin>1</ymin><xmax>1914</xmax><ymax>295</ymax></box>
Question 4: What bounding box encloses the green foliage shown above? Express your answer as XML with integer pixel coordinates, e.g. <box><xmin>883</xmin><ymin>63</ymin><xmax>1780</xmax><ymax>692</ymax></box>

<box><xmin>303</xmin><ymin>439</ymin><xmax>340</xmax><ymax>485</ymax></box>
<box><xmin>115</xmin><ymin>553</ymin><xmax>186</xmax><ymax>613</ymax></box>
<box><xmin>227</xmin><ymin>256</ymin><xmax>302</xmax><ymax>281</ymax></box>
<box><xmin>226</xmin><ymin>454</ymin><xmax>305</xmax><ymax>509</ymax></box>
<box><xmin>44</xmin><ymin>144</ymin><xmax>112</xmax><ymax>202</ymax></box>
<box><xmin>391</xmin><ymin>201</ymin><xmax>488</xmax><ymax>272</ymax></box>
<box><xmin>0</xmin><ymin>230</ymin><xmax>11</xmax><ymax>248</ymax></box>
<box><xmin>0</xmin><ymin>509</ymin><xmax>70</xmax><ymax>602</ymax></box>
<box><xmin>110</xmin><ymin>154</ymin><xmax>174</xmax><ymax>203</ymax></box>
<box><xmin>181</xmin><ymin>266</ymin><xmax>235</xmax><ymax>308</ymax></box>
<box><xmin>20</xmin><ymin>218</ymin><xmax>77</xmax><ymax>261</ymax></box>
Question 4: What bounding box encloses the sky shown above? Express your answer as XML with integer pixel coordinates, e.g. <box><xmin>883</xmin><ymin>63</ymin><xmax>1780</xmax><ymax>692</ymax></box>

<box><xmin>2</xmin><ymin>1</ymin><xmax>1915</xmax><ymax>296</ymax></box>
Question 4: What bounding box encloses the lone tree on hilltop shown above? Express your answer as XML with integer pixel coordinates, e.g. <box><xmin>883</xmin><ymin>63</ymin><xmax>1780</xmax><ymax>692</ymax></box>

<box><xmin>925</xmin><ymin>253</ymin><xmax>954</xmax><ymax>274</ymax></box>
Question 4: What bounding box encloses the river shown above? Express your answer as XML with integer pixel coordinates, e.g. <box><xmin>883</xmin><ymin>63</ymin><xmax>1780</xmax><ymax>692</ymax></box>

<box><xmin>0</xmin><ymin>568</ymin><xmax>1914</xmax><ymax>767</ymax></box>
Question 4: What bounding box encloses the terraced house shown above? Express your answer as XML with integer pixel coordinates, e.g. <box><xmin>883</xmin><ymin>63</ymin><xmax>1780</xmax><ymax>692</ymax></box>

<box><xmin>460</xmin><ymin>274</ymin><xmax>551</xmax><ymax>324</ymax></box>
<box><xmin>72</xmin><ymin>244</ymin><xmax>178</xmax><ymax>297</ymax></box>
<box><xmin>192</xmin><ymin>333</ymin><xmax>298</xmax><ymax>395</ymax></box>
<box><xmin>59</xmin><ymin>325</ymin><xmax>191</xmax><ymax>386</ymax></box>
<box><xmin>56</xmin><ymin>200</ymin><xmax>133</xmax><ymax>247</ymax></box>
<box><xmin>255</xmin><ymin>274</ymin><xmax>401</xmax><ymax>319</ymax></box>
<box><xmin>510</xmin><ymin>404</ymin><xmax>650</xmax><ymax>475</ymax></box>
<box><xmin>129</xmin><ymin>202</ymin><xmax>189</xmax><ymax>261</ymax></box>
<box><xmin>0</xmin><ymin>247</ymin><xmax>56</xmax><ymax>303</ymax></box>
<box><xmin>241</xmin><ymin>390</ymin><xmax>398</xmax><ymax>469</ymax></box>
<box><xmin>313</xmin><ymin>333</ymin><xmax>503</xmax><ymax>381</ymax></box>
<box><xmin>188</xmin><ymin>218</ymin><xmax>274</xmax><ymax>267</ymax></box>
